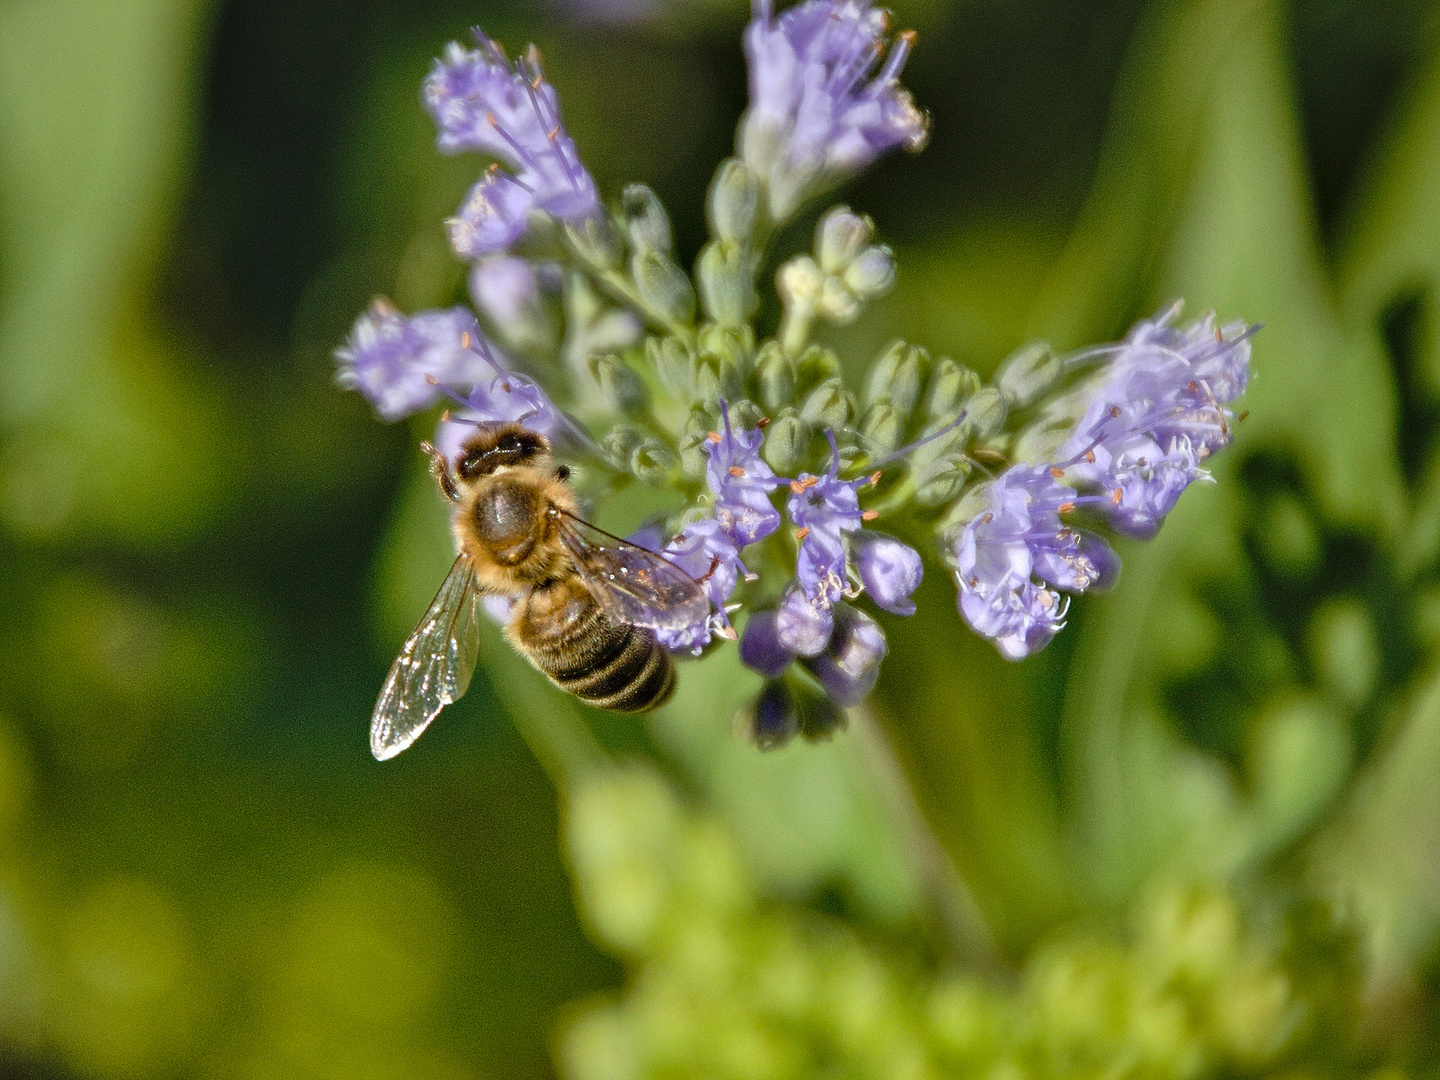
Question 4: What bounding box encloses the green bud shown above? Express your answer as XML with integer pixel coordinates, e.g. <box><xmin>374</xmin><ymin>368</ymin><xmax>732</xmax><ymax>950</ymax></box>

<box><xmin>697</xmin><ymin>322</ymin><xmax>754</xmax><ymax>372</ymax></box>
<box><xmin>565</xmin><ymin>216</ymin><xmax>623</xmax><ymax>270</ymax></box>
<box><xmin>697</xmin><ymin>241</ymin><xmax>758</xmax><ymax>327</ymax></box>
<box><xmin>726</xmin><ymin>398</ymin><xmax>767</xmax><ymax>431</ymax></box>
<box><xmin>994</xmin><ymin>341</ymin><xmax>1061</xmax><ymax>408</ymax></box>
<box><xmin>763</xmin><ymin>411</ymin><xmax>812</xmax><ymax>474</ymax></box>
<box><xmin>966</xmin><ymin>387</ymin><xmax>1007</xmax><ymax>438</ymax></box>
<box><xmin>793</xmin><ymin>345</ymin><xmax>842</xmax><ymax>398</ymax></box>
<box><xmin>753</xmin><ymin>341</ymin><xmax>795</xmax><ymax>413</ymax></box>
<box><xmin>924</xmin><ymin>357</ymin><xmax>980</xmax><ymax>420</ymax></box>
<box><xmin>913</xmin><ymin>455</ymin><xmax>972</xmax><ymax>506</ymax></box>
<box><xmin>646</xmin><ymin>335</ymin><xmax>694</xmax><ymax>399</ymax></box>
<box><xmin>630</xmin><ymin>438</ymin><xmax>680</xmax><ymax>485</ymax></box>
<box><xmin>678</xmin><ymin>404</ymin><xmax>719</xmax><ymax>477</ymax></box>
<box><xmin>859</xmin><ymin>400</ymin><xmax>904</xmax><ymax>456</ymax></box>
<box><xmin>707</xmin><ymin>158</ymin><xmax>759</xmax><ymax>244</ymax></box>
<box><xmin>798</xmin><ymin>376</ymin><xmax>854</xmax><ymax>429</ymax></box>
<box><xmin>587</xmin><ymin>354</ymin><xmax>648</xmax><ymax>416</ymax></box>
<box><xmin>793</xmin><ymin>677</ymin><xmax>846</xmax><ymax>741</ymax></box>
<box><xmin>621</xmin><ymin>183</ymin><xmax>673</xmax><ymax>252</ymax></box>
<box><xmin>631</xmin><ymin>249</ymin><xmax>696</xmax><ymax>326</ymax></box>
<box><xmin>602</xmin><ymin>424</ymin><xmax>646</xmax><ymax>471</ymax></box>
<box><xmin>866</xmin><ymin>340</ymin><xmax>929</xmax><ymax>416</ymax></box>
<box><xmin>1011</xmin><ymin>414</ymin><xmax>1077</xmax><ymax>473</ymax></box>
<box><xmin>816</xmin><ymin>206</ymin><xmax>872</xmax><ymax>275</ymax></box>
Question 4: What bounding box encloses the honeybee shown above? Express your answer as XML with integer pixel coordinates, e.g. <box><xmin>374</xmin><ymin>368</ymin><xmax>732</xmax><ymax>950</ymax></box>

<box><xmin>370</xmin><ymin>421</ymin><xmax>709</xmax><ymax>760</ymax></box>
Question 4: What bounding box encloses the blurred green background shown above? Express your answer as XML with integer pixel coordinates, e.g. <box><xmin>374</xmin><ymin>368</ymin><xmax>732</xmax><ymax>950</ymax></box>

<box><xmin>4</xmin><ymin>0</ymin><xmax>1440</xmax><ymax>1076</ymax></box>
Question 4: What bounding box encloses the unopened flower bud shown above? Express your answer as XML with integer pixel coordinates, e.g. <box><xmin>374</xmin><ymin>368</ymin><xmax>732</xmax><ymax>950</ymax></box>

<box><xmin>843</xmin><ymin>246</ymin><xmax>895</xmax><ymax>298</ymax></box>
<box><xmin>924</xmin><ymin>357</ymin><xmax>980</xmax><ymax>420</ymax></box>
<box><xmin>708</xmin><ymin>158</ymin><xmax>760</xmax><ymax>244</ymax></box>
<box><xmin>866</xmin><ymin>341</ymin><xmax>929</xmax><ymax>415</ymax></box>
<box><xmin>738</xmin><ymin>679</ymin><xmax>799</xmax><ymax>750</ymax></box>
<box><xmin>739</xmin><ymin>609</ymin><xmax>795</xmax><ymax>678</ymax></box>
<box><xmin>754</xmin><ymin>341</ymin><xmax>795</xmax><ymax>412</ymax></box>
<box><xmin>630</xmin><ymin>438</ymin><xmax>680</xmax><ymax>484</ymax></box>
<box><xmin>816</xmin><ymin>207</ymin><xmax>873</xmax><ymax>274</ymax></box>
<box><xmin>801</xmin><ymin>604</ymin><xmax>887</xmax><ymax>706</ymax></box>
<box><xmin>913</xmin><ymin>454</ymin><xmax>972</xmax><ymax>506</ymax></box>
<box><xmin>602</xmin><ymin>423</ymin><xmax>647</xmax><ymax>470</ymax></box>
<box><xmin>799</xmin><ymin>376</ymin><xmax>854</xmax><ymax>429</ymax></box>
<box><xmin>816</xmin><ymin>275</ymin><xmax>860</xmax><ymax>323</ymax></box>
<box><xmin>851</xmin><ymin>533</ymin><xmax>923</xmax><ymax>615</ymax></box>
<box><xmin>565</xmin><ymin>216</ymin><xmax>624</xmax><ymax>270</ymax></box>
<box><xmin>859</xmin><ymin>400</ymin><xmax>905</xmax><ymax>455</ymax></box>
<box><xmin>763</xmin><ymin>411</ymin><xmax>812</xmax><ymax>474</ymax></box>
<box><xmin>647</xmin><ymin>335</ymin><xmax>694</xmax><ymax>398</ymax></box>
<box><xmin>793</xmin><ymin>345</ymin><xmax>842</xmax><ymax>397</ymax></box>
<box><xmin>698</xmin><ymin>240</ymin><xmax>758</xmax><ymax>327</ymax></box>
<box><xmin>777</xmin><ymin>255</ymin><xmax>824</xmax><ymax>307</ymax></box>
<box><xmin>631</xmin><ymin>248</ymin><xmax>696</xmax><ymax>326</ymax></box>
<box><xmin>995</xmin><ymin>341</ymin><xmax>1061</xmax><ymax>408</ymax></box>
<box><xmin>678</xmin><ymin>404</ymin><xmax>719</xmax><ymax>477</ymax></box>
<box><xmin>621</xmin><ymin>184</ymin><xmax>673</xmax><ymax>253</ymax></box>
<box><xmin>588</xmin><ymin>354</ymin><xmax>647</xmax><ymax>416</ymax></box>
<box><xmin>965</xmin><ymin>387</ymin><xmax>1007</xmax><ymax>438</ymax></box>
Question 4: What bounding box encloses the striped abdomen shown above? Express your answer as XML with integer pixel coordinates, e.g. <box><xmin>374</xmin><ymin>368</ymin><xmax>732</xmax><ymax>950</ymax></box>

<box><xmin>509</xmin><ymin>577</ymin><xmax>674</xmax><ymax>712</ymax></box>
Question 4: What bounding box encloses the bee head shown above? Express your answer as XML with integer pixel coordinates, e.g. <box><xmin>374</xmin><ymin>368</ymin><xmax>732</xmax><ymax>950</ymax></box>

<box><xmin>455</xmin><ymin>422</ymin><xmax>550</xmax><ymax>481</ymax></box>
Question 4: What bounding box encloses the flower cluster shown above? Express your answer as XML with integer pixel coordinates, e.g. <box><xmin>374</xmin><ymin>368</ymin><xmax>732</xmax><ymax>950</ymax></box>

<box><xmin>337</xmin><ymin>0</ymin><xmax>1253</xmax><ymax>747</ymax></box>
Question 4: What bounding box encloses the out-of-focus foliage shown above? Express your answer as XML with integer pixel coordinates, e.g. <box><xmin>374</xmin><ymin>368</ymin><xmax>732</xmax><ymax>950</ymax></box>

<box><xmin>2</xmin><ymin>0</ymin><xmax>1440</xmax><ymax>1076</ymax></box>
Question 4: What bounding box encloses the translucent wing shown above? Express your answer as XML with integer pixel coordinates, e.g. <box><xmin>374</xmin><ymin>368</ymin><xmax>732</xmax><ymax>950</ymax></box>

<box><xmin>370</xmin><ymin>555</ymin><xmax>482</xmax><ymax>760</ymax></box>
<box><xmin>552</xmin><ymin>510</ymin><xmax>710</xmax><ymax>632</ymax></box>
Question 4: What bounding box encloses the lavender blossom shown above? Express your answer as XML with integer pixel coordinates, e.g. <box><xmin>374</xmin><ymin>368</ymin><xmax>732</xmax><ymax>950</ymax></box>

<box><xmin>656</xmin><ymin>517</ymin><xmax>742</xmax><ymax>653</ymax></box>
<box><xmin>431</xmin><ymin>343</ymin><xmax>567</xmax><ymax>463</ymax></box>
<box><xmin>952</xmin><ymin>465</ymin><xmax>1118</xmax><ymax>660</ymax></box>
<box><xmin>469</xmin><ymin>256</ymin><xmax>556</xmax><ymax>350</ymax></box>
<box><xmin>775</xmin><ymin>582</ymin><xmax>835</xmax><ymax>657</ymax></box>
<box><xmin>706</xmin><ymin>407</ymin><xmax>783</xmax><ymax>546</ymax></box>
<box><xmin>1060</xmin><ymin>306</ymin><xmax>1253</xmax><ymax>538</ymax></box>
<box><xmin>425</xmin><ymin>35</ymin><xmax>601</xmax><ymax>257</ymax></box>
<box><xmin>851</xmin><ymin>531</ymin><xmax>922</xmax><ymax>615</ymax></box>
<box><xmin>741</xmin><ymin>0</ymin><xmax>929</xmax><ymax>220</ymax></box>
<box><xmin>335</xmin><ymin>303</ymin><xmax>488</xmax><ymax>421</ymax></box>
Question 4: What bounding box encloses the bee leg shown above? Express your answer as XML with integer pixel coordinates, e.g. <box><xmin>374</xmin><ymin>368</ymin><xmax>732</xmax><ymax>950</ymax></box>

<box><xmin>695</xmin><ymin>555</ymin><xmax>722</xmax><ymax>584</ymax></box>
<box><xmin>420</xmin><ymin>441</ymin><xmax>461</xmax><ymax>502</ymax></box>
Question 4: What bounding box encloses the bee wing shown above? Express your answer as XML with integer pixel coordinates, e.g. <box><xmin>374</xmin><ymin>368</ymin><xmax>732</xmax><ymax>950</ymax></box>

<box><xmin>370</xmin><ymin>555</ymin><xmax>482</xmax><ymax>761</ymax></box>
<box><xmin>552</xmin><ymin>510</ymin><xmax>710</xmax><ymax>633</ymax></box>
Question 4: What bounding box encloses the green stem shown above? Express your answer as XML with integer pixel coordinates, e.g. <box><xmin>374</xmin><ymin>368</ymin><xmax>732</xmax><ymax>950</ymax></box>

<box><xmin>849</xmin><ymin>703</ymin><xmax>1006</xmax><ymax>973</ymax></box>
<box><xmin>778</xmin><ymin>297</ymin><xmax>814</xmax><ymax>357</ymax></box>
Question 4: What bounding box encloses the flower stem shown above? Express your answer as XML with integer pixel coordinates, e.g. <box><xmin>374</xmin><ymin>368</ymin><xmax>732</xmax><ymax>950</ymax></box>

<box><xmin>849</xmin><ymin>703</ymin><xmax>1005</xmax><ymax>973</ymax></box>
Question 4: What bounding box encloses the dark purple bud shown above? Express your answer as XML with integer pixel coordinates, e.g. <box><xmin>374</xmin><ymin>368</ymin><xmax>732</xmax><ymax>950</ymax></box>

<box><xmin>740</xmin><ymin>679</ymin><xmax>800</xmax><ymax>749</ymax></box>
<box><xmin>739</xmin><ymin>609</ymin><xmax>796</xmax><ymax>678</ymax></box>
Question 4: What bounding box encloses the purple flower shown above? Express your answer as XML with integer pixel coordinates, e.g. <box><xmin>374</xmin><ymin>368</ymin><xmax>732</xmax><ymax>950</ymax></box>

<box><xmin>741</xmin><ymin>0</ymin><xmax>929</xmax><ymax>219</ymax></box>
<box><xmin>952</xmin><ymin>465</ymin><xmax>1118</xmax><ymax>660</ymax></box>
<box><xmin>851</xmin><ymin>531</ymin><xmax>922</xmax><ymax>615</ymax></box>
<box><xmin>431</xmin><ymin>343</ymin><xmax>566</xmax><ymax>463</ymax></box>
<box><xmin>801</xmin><ymin>604</ymin><xmax>886</xmax><ymax>706</ymax></box>
<box><xmin>1060</xmin><ymin>306</ymin><xmax>1253</xmax><ymax>538</ymax></box>
<box><xmin>468</xmin><ymin>256</ymin><xmax>554</xmax><ymax>346</ymax></box>
<box><xmin>654</xmin><ymin>517</ymin><xmax>743</xmax><ymax>654</ymax></box>
<box><xmin>424</xmin><ymin>35</ymin><xmax>601</xmax><ymax>256</ymax></box>
<box><xmin>335</xmin><ymin>302</ymin><xmax>488</xmax><ymax>421</ymax></box>
<box><xmin>775</xmin><ymin>580</ymin><xmax>834</xmax><ymax>657</ymax></box>
<box><xmin>705</xmin><ymin>406</ymin><xmax>783</xmax><ymax>546</ymax></box>
<box><xmin>787</xmin><ymin>448</ymin><xmax>864</xmax><ymax>608</ymax></box>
